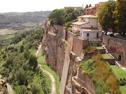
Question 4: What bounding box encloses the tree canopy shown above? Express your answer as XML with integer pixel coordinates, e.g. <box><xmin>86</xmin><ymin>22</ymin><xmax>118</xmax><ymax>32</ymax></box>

<box><xmin>48</xmin><ymin>9</ymin><xmax>65</xmax><ymax>25</ymax></box>
<box><xmin>48</xmin><ymin>7</ymin><xmax>83</xmax><ymax>26</ymax></box>
<box><xmin>114</xmin><ymin>0</ymin><xmax>126</xmax><ymax>37</ymax></box>
<box><xmin>97</xmin><ymin>0</ymin><xmax>126</xmax><ymax>37</ymax></box>
<box><xmin>97</xmin><ymin>0</ymin><xmax>116</xmax><ymax>32</ymax></box>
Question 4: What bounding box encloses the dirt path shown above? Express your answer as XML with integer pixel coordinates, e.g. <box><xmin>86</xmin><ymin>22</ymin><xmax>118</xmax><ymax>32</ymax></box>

<box><xmin>36</xmin><ymin>44</ymin><xmax>56</xmax><ymax>94</ymax></box>
<box><xmin>0</xmin><ymin>75</ymin><xmax>14</xmax><ymax>94</ymax></box>
<box><xmin>6</xmin><ymin>83</ymin><xmax>14</xmax><ymax>94</ymax></box>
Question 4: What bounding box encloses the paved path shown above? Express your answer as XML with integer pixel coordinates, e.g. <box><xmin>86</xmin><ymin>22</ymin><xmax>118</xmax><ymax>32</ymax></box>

<box><xmin>36</xmin><ymin>44</ymin><xmax>56</xmax><ymax>94</ymax></box>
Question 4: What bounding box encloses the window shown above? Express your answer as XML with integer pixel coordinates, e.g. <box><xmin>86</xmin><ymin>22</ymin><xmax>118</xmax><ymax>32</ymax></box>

<box><xmin>118</xmin><ymin>55</ymin><xmax>121</xmax><ymax>61</ymax></box>
<box><xmin>87</xmin><ymin>33</ymin><xmax>89</xmax><ymax>37</ymax></box>
<box><xmin>97</xmin><ymin>33</ymin><xmax>99</xmax><ymax>38</ymax></box>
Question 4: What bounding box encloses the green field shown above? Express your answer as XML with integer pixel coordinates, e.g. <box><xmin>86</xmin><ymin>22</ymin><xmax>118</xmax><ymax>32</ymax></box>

<box><xmin>0</xmin><ymin>29</ymin><xmax>17</xmax><ymax>42</ymax></box>
<box><xmin>120</xmin><ymin>86</ymin><xmax>126</xmax><ymax>94</ymax></box>
<box><xmin>0</xmin><ymin>29</ymin><xmax>17</xmax><ymax>35</ymax></box>
<box><xmin>0</xmin><ymin>34</ymin><xmax>15</xmax><ymax>40</ymax></box>
<box><xmin>102</xmin><ymin>54</ymin><xmax>114</xmax><ymax>59</ymax></box>
<box><xmin>110</xmin><ymin>65</ymin><xmax>126</xmax><ymax>79</ymax></box>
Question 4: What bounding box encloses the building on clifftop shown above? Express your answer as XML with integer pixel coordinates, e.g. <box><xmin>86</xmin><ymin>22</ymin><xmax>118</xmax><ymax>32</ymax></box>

<box><xmin>72</xmin><ymin>15</ymin><xmax>102</xmax><ymax>45</ymax></box>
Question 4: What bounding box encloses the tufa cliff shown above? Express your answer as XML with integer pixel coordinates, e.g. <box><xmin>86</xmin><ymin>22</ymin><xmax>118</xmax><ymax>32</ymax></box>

<box><xmin>42</xmin><ymin>22</ymin><xmax>96</xmax><ymax>94</ymax></box>
<box><xmin>42</xmin><ymin>22</ymin><xmax>66</xmax><ymax>77</ymax></box>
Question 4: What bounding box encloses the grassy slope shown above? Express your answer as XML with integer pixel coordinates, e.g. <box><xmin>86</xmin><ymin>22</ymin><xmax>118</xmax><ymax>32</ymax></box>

<box><xmin>110</xmin><ymin>65</ymin><xmax>126</xmax><ymax>94</ymax></box>
<box><xmin>0</xmin><ymin>29</ymin><xmax>51</xmax><ymax>94</ymax></box>
<box><xmin>30</xmin><ymin>48</ymin><xmax>60</xmax><ymax>94</ymax></box>
<box><xmin>110</xmin><ymin>65</ymin><xmax>126</xmax><ymax>79</ymax></box>
<box><xmin>120</xmin><ymin>86</ymin><xmax>126</xmax><ymax>94</ymax></box>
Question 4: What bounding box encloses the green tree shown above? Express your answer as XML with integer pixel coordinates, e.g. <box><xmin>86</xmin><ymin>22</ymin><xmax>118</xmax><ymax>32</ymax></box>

<box><xmin>48</xmin><ymin>9</ymin><xmax>65</xmax><ymax>25</ymax></box>
<box><xmin>96</xmin><ymin>80</ymin><xmax>109</xmax><ymax>94</ymax></box>
<box><xmin>31</xmin><ymin>84</ymin><xmax>40</xmax><ymax>94</ymax></box>
<box><xmin>19</xmin><ymin>86</ymin><xmax>28</xmax><ymax>94</ymax></box>
<box><xmin>49</xmin><ymin>8</ymin><xmax>83</xmax><ymax>26</ymax></box>
<box><xmin>97</xmin><ymin>0</ymin><xmax>116</xmax><ymax>33</ymax></box>
<box><xmin>15</xmin><ymin>68</ymin><xmax>28</xmax><ymax>85</ymax></box>
<box><xmin>64</xmin><ymin>8</ymin><xmax>83</xmax><ymax>22</ymax></box>
<box><xmin>114</xmin><ymin>0</ymin><xmax>126</xmax><ymax>37</ymax></box>
<box><xmin>20</xmin><ymin>45</ymin><xmax>24</xmax><ymax>53</ymax></box>
<box><xmin>28</xmin><ymin>55</ymin><xmax>38</xmax><ymax>70</ymax></box>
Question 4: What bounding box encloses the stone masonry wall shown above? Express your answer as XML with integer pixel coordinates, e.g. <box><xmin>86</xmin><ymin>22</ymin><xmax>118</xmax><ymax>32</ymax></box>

<box><xmin>68</xmin><ymin>32</ymin><xmax>88</xmax><ymax>57</ymax></box>
<box><xmin>103</xmin><ymin>35</ymin><xmax>126</xmax><ymax>67</ymax></box>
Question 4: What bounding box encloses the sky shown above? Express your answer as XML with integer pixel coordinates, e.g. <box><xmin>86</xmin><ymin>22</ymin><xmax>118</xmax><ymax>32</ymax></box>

<box><xmin>0</xmin><ymin>0</ymin><xmax>108</xmax><ymax>13</ymax></box>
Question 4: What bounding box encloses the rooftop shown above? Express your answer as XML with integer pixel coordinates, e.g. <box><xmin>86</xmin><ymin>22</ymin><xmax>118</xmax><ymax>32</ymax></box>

<box><xmin>102</xmin><ymin>54</ymin><xmax>114</xmax><ymax>59</ymax></box>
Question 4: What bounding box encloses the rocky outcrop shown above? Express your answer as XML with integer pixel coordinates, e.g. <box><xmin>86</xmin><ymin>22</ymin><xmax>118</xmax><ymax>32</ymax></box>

<box><xmin>64</xmin><ymin>52</ymin><xmax>96</xmax><ymax>94</ymax></box>
<box><xmin>42</xmin><ymin>22</ymin><xmax>96</xmax><ymax>94</ymax></box>
<box><xmin>42</xmin><ymin>23</ymin><xmax>66</xmax><ymax>77</ymax></box>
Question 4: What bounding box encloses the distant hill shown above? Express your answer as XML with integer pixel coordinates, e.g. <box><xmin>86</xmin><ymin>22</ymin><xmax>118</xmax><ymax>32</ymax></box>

<box><xmin>0</xmin><ymin>11</ymin><xmax>51</xmax><ymax>29</ymax></box>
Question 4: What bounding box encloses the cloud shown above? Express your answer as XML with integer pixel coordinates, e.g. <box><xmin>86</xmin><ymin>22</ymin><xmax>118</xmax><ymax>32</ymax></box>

<box><xmin>0</xmin><ymin>0</ymin><xmax>108</xmax><ymax>12</ymax></box>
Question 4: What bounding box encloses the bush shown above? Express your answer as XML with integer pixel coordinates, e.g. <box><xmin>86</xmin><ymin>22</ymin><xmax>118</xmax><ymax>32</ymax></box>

<box><xmin>15</xmin><ymin>68</ymin><xmax>28</xmax><ymax>85</ymax></box>
<box><xmin>18</xmin><ymin>86</ymin><xmax>28</xmax><ymax>94</ymax></box>
<box><xmin>119</xmin><ymin>78</ymin><xmax>126</xmax><ymax>86</ymax></box>
<box><xmin>28</xmin><ymin>55</ymin><xmax>38</xmax><ymax>71</ymax></box>
<box><xmin>95</xmin><ymin>80</ymin><xmax>109</xmax><ymax>94</ymax></box>
<box><xmin>31</xmin><ymin>84</ymin><xmax>40</xmax><ymax>94</ymax></box>
<box><xmin>80</xmin><ymin>54</ymin><xmax>121</xmax><ymax>94</ymax></box>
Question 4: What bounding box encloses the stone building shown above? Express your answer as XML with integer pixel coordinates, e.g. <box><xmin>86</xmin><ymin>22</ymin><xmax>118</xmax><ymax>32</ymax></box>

<box><xmin>72</xmin><ymin>15</ymin><xmax>102</xmax><ymax>45</ymax></box>
<box><xmin>84</xmin><ymin>2</ymin><xmax>105</xmax><ymax>15</ymax></box>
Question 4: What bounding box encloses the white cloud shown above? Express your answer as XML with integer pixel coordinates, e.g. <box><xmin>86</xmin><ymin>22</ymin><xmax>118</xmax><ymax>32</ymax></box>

<box><xmin>0</xmin><ymin>0</ymin><xmax>108</xmax><ymax>12</ymax></box>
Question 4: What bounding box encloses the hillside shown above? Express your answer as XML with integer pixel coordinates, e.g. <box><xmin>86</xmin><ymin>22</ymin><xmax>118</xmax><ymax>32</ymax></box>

<box><xmin>0</xmin><ymin>28</ymin><xmax>51</xmax><ymax>94</ymax></box>
<box><xmin>0</xmin><ymin>11</ymin><xmax>51</xmax><ymax>29</ymax></box>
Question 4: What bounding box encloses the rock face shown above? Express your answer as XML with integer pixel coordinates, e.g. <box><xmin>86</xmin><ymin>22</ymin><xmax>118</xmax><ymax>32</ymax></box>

<box><xmin>64</xmin><ymin>52</ymin><xmax>96</xmax><ymax>94</ymax></box>
<box><xmin>42</xmin><ymin>24</ymin><xmax>66</xmax><ymax>77</ymax></box>
<box><xmin>42</xmin><ymin>23</ymin><xmax>96</xmax><ymax>94</ymax></box>
<box><xmin>103</xmin><ymin>35</ymin><xmax>126</xmax><ymax>67</ymax></box>
<box><xmin>61</xmin><ymin>31</ymin><xmax>96</xmax><ymax>94</ymax></box>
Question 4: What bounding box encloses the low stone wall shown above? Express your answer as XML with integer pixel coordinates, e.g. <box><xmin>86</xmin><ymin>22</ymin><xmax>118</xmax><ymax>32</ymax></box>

<box><xmin>68</xmin><ymin>32</ymin><xmax>88</xmax><ymax>57</ymax></box>
<box><xmin>103</xmin><ymin>35</ymin><xmax>126</xmax><ymax>67</ymax></box>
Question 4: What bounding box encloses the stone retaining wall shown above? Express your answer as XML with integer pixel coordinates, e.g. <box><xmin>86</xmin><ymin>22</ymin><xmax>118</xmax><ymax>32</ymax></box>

<box><xmin>103</xmin><ymin>35</ymin><xmax>126</xmax><ymax>67</ymax></box>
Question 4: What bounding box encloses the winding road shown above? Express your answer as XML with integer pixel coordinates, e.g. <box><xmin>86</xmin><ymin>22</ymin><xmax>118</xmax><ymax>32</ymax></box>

<box><xmin>36</xmin><ymin>44</ymin><xmax>56</xmax><ymax>94</ymax></box>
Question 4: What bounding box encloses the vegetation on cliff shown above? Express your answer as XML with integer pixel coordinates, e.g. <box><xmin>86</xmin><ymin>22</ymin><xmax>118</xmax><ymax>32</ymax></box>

<box><xmin>80</xmin><ymin>54</ymin><xmax>121</xmax><ymax>94</ymax></box>
<box><xmin>48</xmin><ymin>7</ymin><xmax>83</xmax><ymax>27</ymax></box>
<box><xmin>0</xmin><ymin>28</ymin><xmax>50</xmax><ymax>94</ymax></box>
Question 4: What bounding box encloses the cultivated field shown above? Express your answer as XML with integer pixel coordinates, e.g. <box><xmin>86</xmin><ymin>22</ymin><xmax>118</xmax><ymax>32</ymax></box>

<box><xmin>0</xmin><ymin>29</ymin><xmax>17</xmax><ymax>35</ymax></box>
